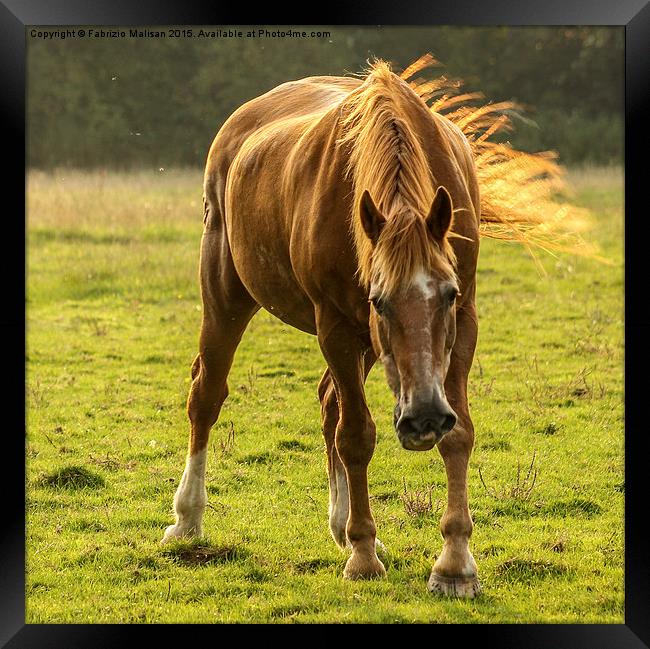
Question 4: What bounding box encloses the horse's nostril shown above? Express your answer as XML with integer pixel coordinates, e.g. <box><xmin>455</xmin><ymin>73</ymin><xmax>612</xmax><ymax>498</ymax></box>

<box><xmin>396</xmin><ymin>416</ymin><xmax>417</xmax><ymax>437</ymax></box>
<box><xmin>442</xmin><ymin>413</ymin><xmax>457</xmax><ymax>434</ymax></box>
<box><xmin>399</xmin><ymin>412</ymin><xmax>456</xmax><ymax>437</ymax></box>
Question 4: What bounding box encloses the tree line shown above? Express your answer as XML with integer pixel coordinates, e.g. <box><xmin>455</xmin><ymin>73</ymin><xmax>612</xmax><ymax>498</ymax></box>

<box><xmin>27</xmin><ymin>26</ymin><xmax>623</xmax><ymax>169</ymax></box>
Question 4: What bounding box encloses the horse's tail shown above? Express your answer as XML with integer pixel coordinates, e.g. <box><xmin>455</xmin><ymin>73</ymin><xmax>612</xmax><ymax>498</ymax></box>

<box><xmin>400</xmin><ymin>54</ymin><xmax>609</xmax><ymax>272</ymax></box>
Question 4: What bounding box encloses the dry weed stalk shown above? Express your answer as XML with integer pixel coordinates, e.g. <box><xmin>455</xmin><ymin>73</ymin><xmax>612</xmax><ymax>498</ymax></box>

<box><xmin>478</xmin><ymin>451</ymin><xmax>539</xmax><ymax>502</ymax></box>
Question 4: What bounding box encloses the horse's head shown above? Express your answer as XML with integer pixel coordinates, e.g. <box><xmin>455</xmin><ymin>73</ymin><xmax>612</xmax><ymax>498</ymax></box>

<box><xmin>361</xmin><ymin>186</ymin><xmax>459</xmax><ymax>451</ymax></box>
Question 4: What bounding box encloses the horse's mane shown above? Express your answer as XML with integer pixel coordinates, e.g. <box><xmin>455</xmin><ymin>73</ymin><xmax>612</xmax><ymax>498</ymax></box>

<box><xmin>337</xmin><ymin>60</ymin><xmax>456</xmax><ymax>296</ymax></box>
<box><xmin>399</xmin><ymin>53</ymin><xmax>604</xmax><ymax>271</ymax></box>
<box><xmin>338</xmin><ymin>55</ymin><xmax>603</xmax><ymax>291</ymax></box>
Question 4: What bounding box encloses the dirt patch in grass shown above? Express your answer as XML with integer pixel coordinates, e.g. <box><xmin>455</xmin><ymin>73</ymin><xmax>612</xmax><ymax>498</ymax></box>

<box><xmin>276</xmin><ymin>439</ymin><xmax>311</xmax><ymax>452</ymax></box>
<box><xmin>163</xmin><ymin>543</ymin><xmax>248</xmax><ymax>567</ymax></box>
<box><xmin>533</xmin><ymin>421</ymin><xmax>564</xmax><ymax>435</ymax></box>
<box><xmin>291</xmin><ymin>557</ymin><xmax>339</xmax><ymax>574</ymax></box>
<box><xmin>37</xmin><ymin>465</ymin><xmax>105</xmax><ymax>490</ymax></box>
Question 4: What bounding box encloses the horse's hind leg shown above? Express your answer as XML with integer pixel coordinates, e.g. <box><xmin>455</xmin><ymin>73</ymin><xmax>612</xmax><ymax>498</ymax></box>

<box><xmin>162</xmin><ymin>228</ymin><xmax>258</xmax><ymax>543</ymax></box>
<box><xmin>319</xmin><ymin>351</ymin><xmax>377</xmax><ymax>550</ymax></box>
<box><xmin>318</xmin><ymin>369</ymin><xmax>350</xmax><ymax>549</ymax></box>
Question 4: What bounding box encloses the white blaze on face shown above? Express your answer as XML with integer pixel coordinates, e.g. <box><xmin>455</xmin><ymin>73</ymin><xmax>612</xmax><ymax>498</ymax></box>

<box><xmin>407</xmin><ymin>269</ymin><xmax>458</xmax><ymax>403</ymax></box>
<box><xmin>413</xmin><ymin>270</ymin><xmax>458</xmax><ymax>376</ymax></box>
<box><xmin>408</xmin><ymin>270</ymin><xmax>438</xmax><ymax>401</ymax></box>
<box><xmin>412</xmin><ymin>269</ymin><xmax>436</xmax><ymax>300</ymax></box>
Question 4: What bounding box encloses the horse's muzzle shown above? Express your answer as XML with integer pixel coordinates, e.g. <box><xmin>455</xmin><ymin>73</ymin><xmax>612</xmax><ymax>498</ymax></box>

<box><xmin>394</xmin><ymin>403</ymin><xmax>457</xmax><ymax>451</ymax></box>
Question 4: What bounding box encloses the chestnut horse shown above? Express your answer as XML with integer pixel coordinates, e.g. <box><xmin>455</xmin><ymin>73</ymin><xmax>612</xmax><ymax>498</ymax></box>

<box><xmin>163</xmin><ymin>60</ymin><xmax>482</xmax><ymax>597</ymax></box>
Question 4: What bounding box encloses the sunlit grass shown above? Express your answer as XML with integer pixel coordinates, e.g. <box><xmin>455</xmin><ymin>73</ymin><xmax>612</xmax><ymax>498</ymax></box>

<box><xmin>26</xmin><ymin>167</ymin><xmax>623</xmax><ymax>623</ymax></box>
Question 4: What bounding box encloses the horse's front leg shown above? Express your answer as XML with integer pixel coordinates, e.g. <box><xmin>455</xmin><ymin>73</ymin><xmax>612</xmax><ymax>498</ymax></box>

<box><xmin>318</xmin><ymin>350</ymin><xmax>378</xmax><ymax>550</ymax></box>
<box><xmin>318</xmin><ymin>318</ymin><xmax>385</xmax><ymax>580</ymax></box>
<box><xmin>428</xmin><ymin>301</ymin><xmax>481</xmax><ymax>598</ymax></box>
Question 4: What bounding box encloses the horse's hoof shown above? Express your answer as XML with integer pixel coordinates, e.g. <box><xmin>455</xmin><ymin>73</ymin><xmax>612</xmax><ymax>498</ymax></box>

<box><xmin>343</xmin><ymin>552</ymin><xmax>387</xmax><ymax>580</ymax></box>
<box><xmin>161</xmin><ymin>523</ymin><xmax>199</xmax><ymax>544</ymax></box>
<box><xmin>427</xmin><ymin>571</ymin><xmax>481</xmax><ymax>598</ymax></box>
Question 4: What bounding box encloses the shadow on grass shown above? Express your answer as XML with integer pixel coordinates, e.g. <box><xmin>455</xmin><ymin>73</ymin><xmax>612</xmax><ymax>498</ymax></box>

<box><xmin>37</xmin><ymin>465</ymin><xmax>105</xmax><ymax>490</ymax></box>
<box><xmin>496</xmin><ymin>557</ymin><xmax>574</xmax><ymax>584</ymax></box>
<box><xmin>237</xmin><ymin>451</ymin><xmax>277</xmax><ymax>465</ymax></box>
<box><xmin>474</xmin><ymin>495</ymin><xmax>603</xmax><ymax>523</ymax></box>
<box><xmin>540</xmin><ymin>498</ymin><xmax>603</xmax><ymax>518</ymax></box>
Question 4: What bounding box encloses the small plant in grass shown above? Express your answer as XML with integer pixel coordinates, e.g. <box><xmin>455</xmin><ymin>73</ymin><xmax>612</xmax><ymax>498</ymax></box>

<box><xmin>88</xmin><ymin>453</ymin><xmax>136</xmax><ymax>471</ymax></box>
<box><xmin>239</xmin><ymin>365</ymin><xmax>257</xmax><ymax>395</ymax></box>
<box><xmin>472</xmin><ymin>357</ymin><xmax>496</xmax><ymax>397</ymax></box>
<box><xmin>478</xmin><ymin>451</ymin><xmax>539</xmax><ymax>502</ymax></box>
<box><xmin>521</xmin><ymin>358</ymin><xmax>606</xmax><ymax>409</ymax></box>
<box><xmin>400</xmin><ymin>478</ymin><xmax>441</xmax><ymax>517</ymax></box>
<box><xmin>474</xmin><ymin>377</ymin><xmax>495</xmax><ymax>398</ymax></box>
<box><xmin>27</xmin><ymin>379</ymin><xmax>48</xmax><ymax>409</ymax></box>
<box><xmin>83</xmin><ymin>316</ymin><xmax>109</xmax><ymax>337</ymax></box>
<box><xmin>542</xmin><ymin>532</ymin><xmax>569</xmax><ymax>553</ymax></box>
<box><xmin>217</xmin><ymin>421</ymin><xmax>236</xmax><ymax>457</ymax></box>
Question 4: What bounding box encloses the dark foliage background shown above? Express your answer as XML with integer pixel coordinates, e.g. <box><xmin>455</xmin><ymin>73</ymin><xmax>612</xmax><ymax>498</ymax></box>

<box><xmin>27</xmin><ymin>25</ymin><xmax>623</xmax><ymax>169</ymax></box>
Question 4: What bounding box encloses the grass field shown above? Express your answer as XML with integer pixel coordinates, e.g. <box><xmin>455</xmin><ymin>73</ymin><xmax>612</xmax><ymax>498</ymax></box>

<box><xmin>26</xmin><ymin>166</ymin><xmax>624</xmax><ymax>623</ymax></box>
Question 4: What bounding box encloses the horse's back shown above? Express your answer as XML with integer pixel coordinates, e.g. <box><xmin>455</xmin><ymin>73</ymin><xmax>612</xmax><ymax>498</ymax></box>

<box><xmin>204</xmin><ymin>76</ymin><xmax>359</xmax><ymax>204</ymax></box>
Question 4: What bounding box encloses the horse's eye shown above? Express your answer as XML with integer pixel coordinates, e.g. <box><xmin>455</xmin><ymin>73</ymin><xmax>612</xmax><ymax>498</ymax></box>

<box><xmin>448</xmin><ymin>288</ymin><xmax>460</xmax><ymax>305</ymax></box>
<box><xmin>370</xmin><ymin>296</ymin><xmax>386</xmax><ymax>316</ymax></box>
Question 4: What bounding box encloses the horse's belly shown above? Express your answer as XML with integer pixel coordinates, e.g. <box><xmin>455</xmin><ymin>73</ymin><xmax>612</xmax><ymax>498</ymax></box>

<box><xmin>228</xmin><ymin>228</ymin><xmax>317</xmax><ymax>335</ymax></box>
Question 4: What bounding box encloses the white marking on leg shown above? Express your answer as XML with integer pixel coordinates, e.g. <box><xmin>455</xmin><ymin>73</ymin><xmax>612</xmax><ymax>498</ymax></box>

<box><xmin>435</xmin><ymin>539</ymin><xmax>477</xmax><ymax>577</ymax></box>
<box><xmin>163</xmin><ymin>448</ymin><xmax>208</xmax><ymax>542</ymax></box>
<box><xmin>329</xmin><ymin>463</ymin><xmax>350</xmax><ymax>548</ymax></box>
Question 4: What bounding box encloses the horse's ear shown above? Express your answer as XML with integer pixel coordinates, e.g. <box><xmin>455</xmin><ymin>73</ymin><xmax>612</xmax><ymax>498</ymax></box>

<box><xmin>359</xmin><ymin>190</ymin><xmax>386</xmax><ymax>245</ymax></box>
<box><xmin>425</xmin><ymin>186</ymin><xmax>453</xmax><ymax>242</ymax></box>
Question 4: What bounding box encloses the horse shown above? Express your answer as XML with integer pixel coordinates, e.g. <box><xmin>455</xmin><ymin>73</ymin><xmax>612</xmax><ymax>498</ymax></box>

<box><xmin>161</xmin><ymin>56</ymin><xmax>587</xmax><ymax>598</ymax></box>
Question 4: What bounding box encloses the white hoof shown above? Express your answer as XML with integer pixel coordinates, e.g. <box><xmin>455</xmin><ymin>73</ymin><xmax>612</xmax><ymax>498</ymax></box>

<box><xmin>161</xmin><ymin>523</ymin><xmax>201</xmax><ymax>544</ymax></box>
<box><xmin>427</xmin><ymin>571</ymin><xmax>482</xmax><ymax>598</ymax></box>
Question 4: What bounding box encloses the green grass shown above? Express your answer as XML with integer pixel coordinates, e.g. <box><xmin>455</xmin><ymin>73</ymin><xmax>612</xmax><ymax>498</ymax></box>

<box><xmin>26</xmin><ymin>165</ymin><xmax>624</xmax><ymax>623</ymax></box>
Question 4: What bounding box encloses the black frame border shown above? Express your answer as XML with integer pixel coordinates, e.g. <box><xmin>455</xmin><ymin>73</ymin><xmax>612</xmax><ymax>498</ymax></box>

<box><xmin>5</xmin><ymin>0</ymin><xmax>648</xmax><ymax>645</ymax></box>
